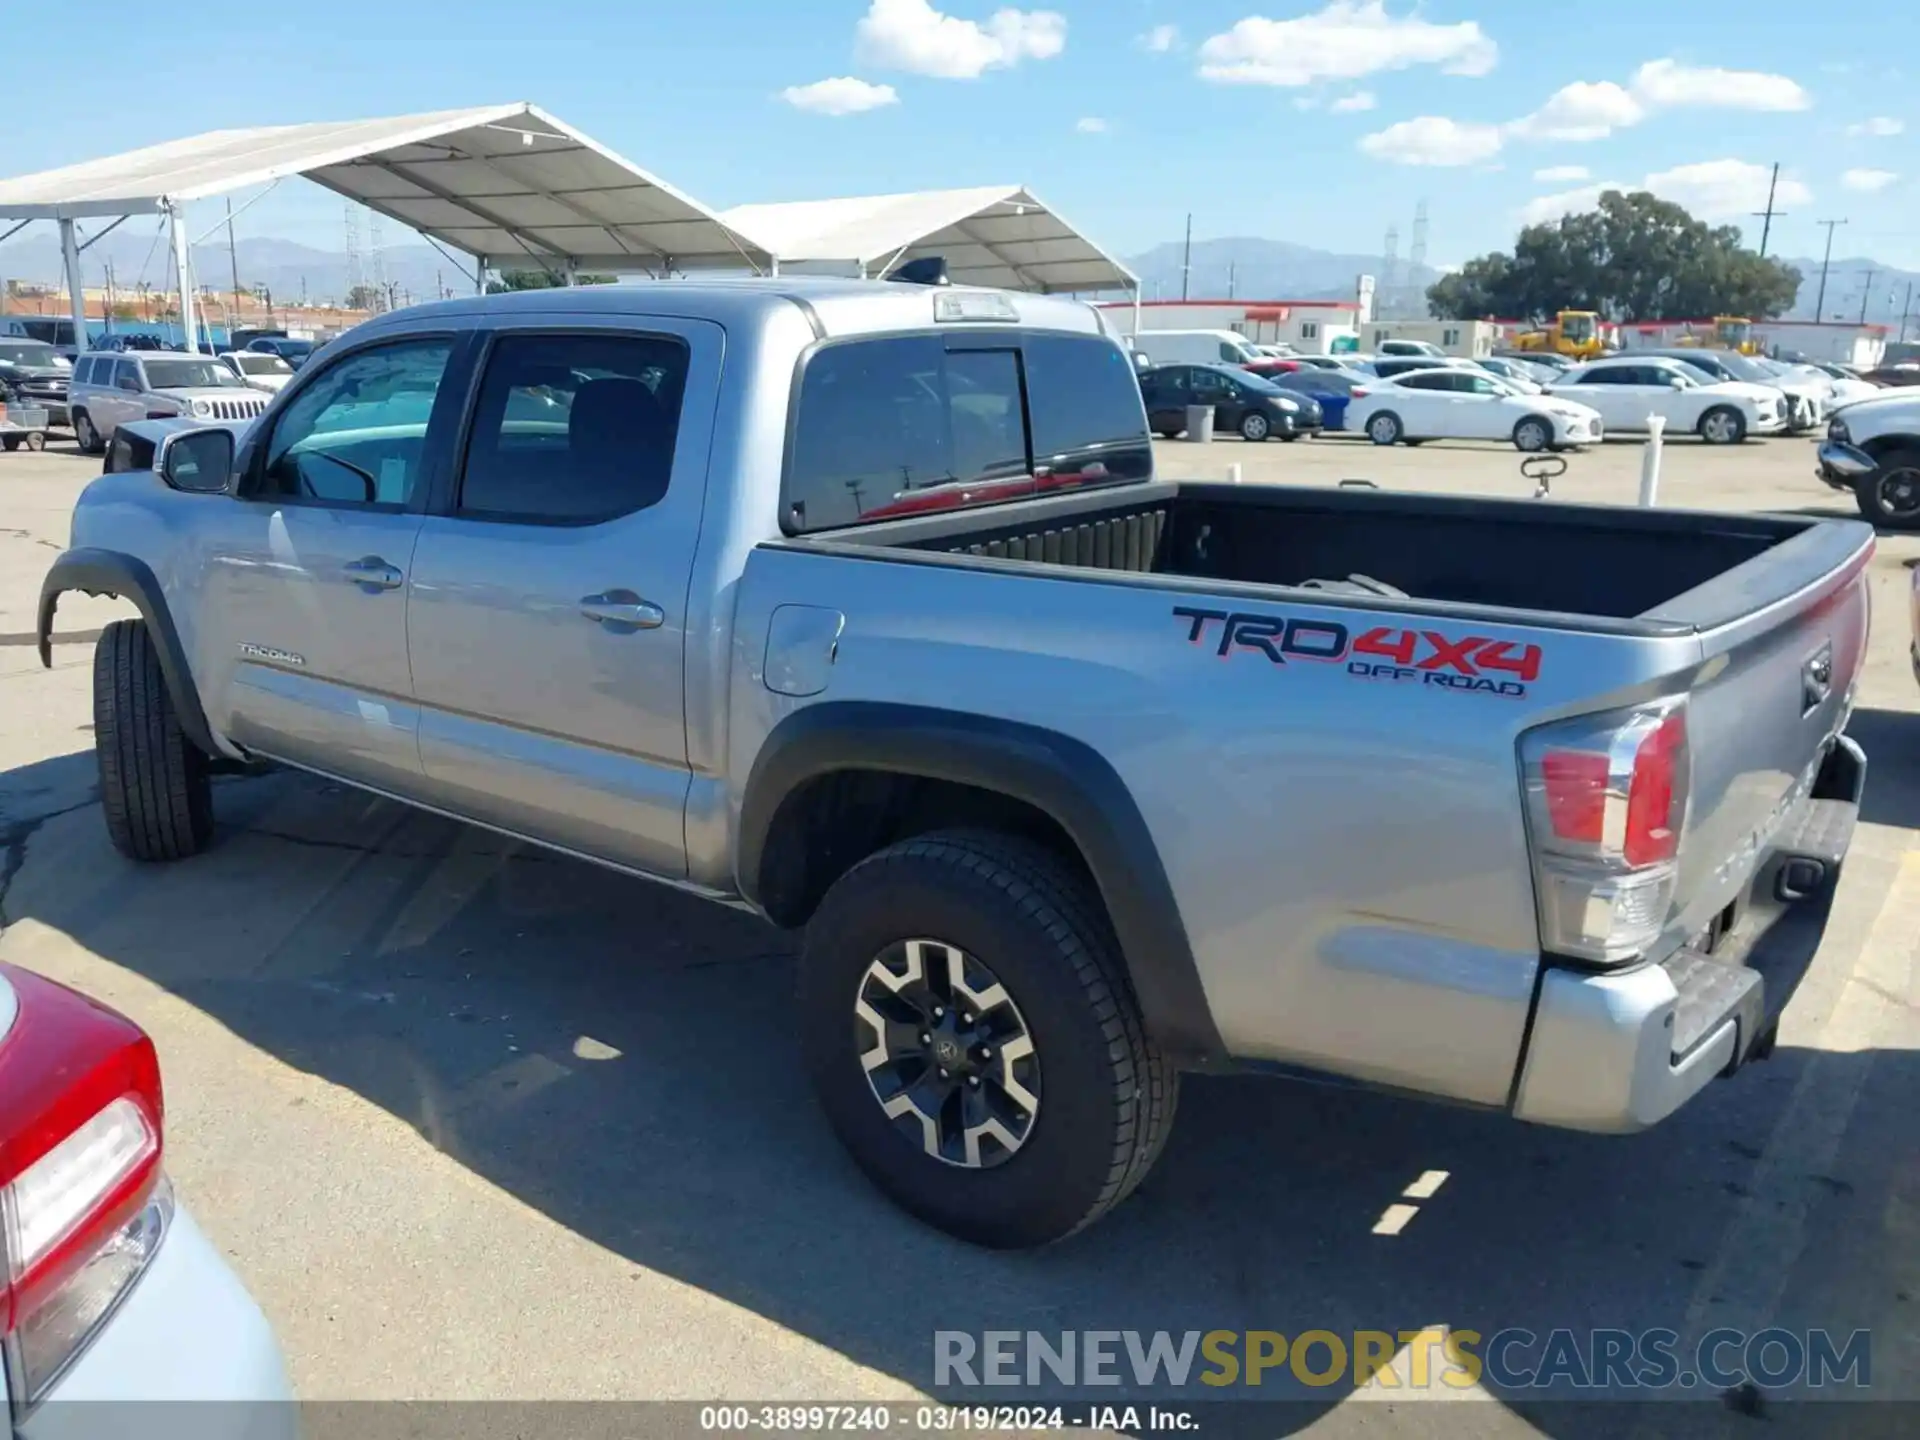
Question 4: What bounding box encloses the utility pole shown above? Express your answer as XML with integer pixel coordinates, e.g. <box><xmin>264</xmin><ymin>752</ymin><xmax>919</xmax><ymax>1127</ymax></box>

<box><xmin>1857</xmin><ymin>269</ymin><xmax>1877</xmax><ymax>325</ymax></box>
<box><xmin>1813</xmin><ymin>218</ymin><xmax>1848</xmax><ymax>321</ymax></box>
<box><xmin>1900</xmin><ymin>281</ymin><xmax>1915</xmax><ymax>343</ymax></box>
<box><xmin>1227</xmin><ymin>259</ymin><xmax>1236</xmax><ymax>300</ymax></box>
<box><xmin>225</xmin><ymin>197</ymin><xmax>243</xmax><ymax>342</ymax></box>
<box><xmin>1180</xmin><ymin>213</ymin><xmax>1192</xmax><ymax>302</ymax></box>
<box><xmin>1751</xmin><ymin>164</ymin><xmax>1786</xmax><ymax>258</ymax></box>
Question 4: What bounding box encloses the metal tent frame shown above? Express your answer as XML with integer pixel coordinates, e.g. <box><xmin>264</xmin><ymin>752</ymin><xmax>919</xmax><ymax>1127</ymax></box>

<box><xmin>0</xmin><ymin>102</ymin><xmax>769</xmax><ymax>355</ymax></box>
<box><xmin>720</xmin><ymin>184</ymin><xmax>1139</xmax><ymax>322</ymax></box>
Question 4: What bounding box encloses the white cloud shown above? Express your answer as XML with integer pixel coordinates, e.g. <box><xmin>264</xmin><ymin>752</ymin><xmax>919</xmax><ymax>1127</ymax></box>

<box><xmin>1643</xmin><ymin>159</ymin><xmax>1813</xmax><ymax>218</ymax></box>
<box><xmin>1138</xmin><ymin>23</ymin><xmax>1179</xmax><ymax>53</ymax></box>
<box><xmin>856</xmin><ymin>0</ymin><xmax>1066</xmax><ymax>81</ymax></box>
<box><xmin>1293</xmin><ymin>96</ymin><xmax>1320</xmax><ymax>111</ymax></box>
<box><xmin>1534</xmin><ymin>164</ymin><xmax>1591</xmax><ymax>182</ymax></box>
<box><xmin>779</xmin><ymin>77</ymin><xmax>900</xmax><ymax>115</ymax></box>
<box><xmin>1075</xmin><ymin>116</ymin><xmax>1109</xmax><ymax>134</ymax></box>
<box><xmin>1331</xmin><ymin>90</ymin><xmax>1377</xmax><ymax>113</ymax></box>
<box><xmin>1847</xmin><ymin>116</ymin><xmax>1904</xmax><ymax>136</ymax></box>
<box><xmin>1509</xmin><ymin>80</ymin><xmax>1644</xmax><ymax>141</ymax></box>
<box><xmin>1359</xmin><ymin>116</ymin><xmax>1506</xmax><ymax>166</ymax></box>
<box><xmin>1842</xmin><ymin>167</ymin><xmax>1899</xmax><ymax>192</ymax></box>
<box><xmin>1516</xmin><ymin>161</ymin><xmax>1814</xmax><ymax>224</ymax></box>
<box><xmin>1198</xmin><ymin>1</ymin><xmax>1496</xmax><ymax>88</ymax></box>
<box><xmin>1629</xmin><ymin>58</ymin><xmax>1810</xmax><ymax>112</ymax></box>
<box><xmin>1518</xmin><ymin>181</ymin><xmax>1617</xmax><ymax>225</ymax></box>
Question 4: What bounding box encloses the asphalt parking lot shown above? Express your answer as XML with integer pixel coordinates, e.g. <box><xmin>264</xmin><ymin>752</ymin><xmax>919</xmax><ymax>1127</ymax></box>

<box><xmin>2</xmin><ymin>430</ymin><xmax>1916</xmax><ymax>1432</ymax></box>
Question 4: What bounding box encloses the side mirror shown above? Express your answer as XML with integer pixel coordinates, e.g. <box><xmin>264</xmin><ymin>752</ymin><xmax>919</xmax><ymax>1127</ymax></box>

<box><xmin>159</xmin><ymin>427</ymin><xmax>235</xmax><ymax>494</ymax></box>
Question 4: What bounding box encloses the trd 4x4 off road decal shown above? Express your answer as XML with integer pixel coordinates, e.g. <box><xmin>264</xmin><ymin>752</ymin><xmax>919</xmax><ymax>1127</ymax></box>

<box><xmin>1172</xmin><ymin>607</ymin><xmax>1541</xmax><ymax>698</ymax></box>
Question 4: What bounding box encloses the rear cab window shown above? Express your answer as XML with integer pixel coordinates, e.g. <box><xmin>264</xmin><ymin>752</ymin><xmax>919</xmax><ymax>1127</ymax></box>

<box><xmin>783</xmin><ymin>330</ymin><xmax>1151</xmax><ymax>533</ymax></box>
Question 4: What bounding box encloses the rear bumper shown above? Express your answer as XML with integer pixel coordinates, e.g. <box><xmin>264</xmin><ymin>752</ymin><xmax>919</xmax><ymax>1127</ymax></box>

<box><xmin>1513</xmin><ymin>735</ymin><xmax>1863</xmax><ymax>1134</ymax></box>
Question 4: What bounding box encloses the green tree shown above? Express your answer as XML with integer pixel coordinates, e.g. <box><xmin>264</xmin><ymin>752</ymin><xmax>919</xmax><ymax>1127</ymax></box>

<box><xmin>485</xmin><ymin>269</ymin><xmax>616</xmax><ymax>293</ymax></box>
<box><xmin>1427</xmin><ymin>190</ymin><xmax>1801</xmax><ymax>323</ymax></box>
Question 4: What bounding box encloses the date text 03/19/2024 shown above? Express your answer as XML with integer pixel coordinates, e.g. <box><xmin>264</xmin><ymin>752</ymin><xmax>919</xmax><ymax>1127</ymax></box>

<box><xmin>697</xmin><ymin>1405</ymin><xmax>1196</xmax><ymax>1432</ymax></box>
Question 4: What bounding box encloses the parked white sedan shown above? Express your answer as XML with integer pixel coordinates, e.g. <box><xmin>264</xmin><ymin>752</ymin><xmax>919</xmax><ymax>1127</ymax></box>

<box><xmin>217</xmin><ymin>351</ymin><xmax>295</xmax><ymax>393</ymax></box>
<box><xmin>1547</xmin><ymin>356</ymin><xmax>1785</xmax><ymax>443</ymax></box>
<box><xmin>1348</xmin><ymin>368</ymin><xmax>1604</xmax><ymax>451</ymax></box>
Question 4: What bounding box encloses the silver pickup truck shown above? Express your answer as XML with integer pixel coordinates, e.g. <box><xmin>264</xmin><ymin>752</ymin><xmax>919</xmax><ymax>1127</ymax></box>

<box><xmin>39</xmin><ymin>279</ymin><xmax>1872</xmax><ymax>1248</ymax></box>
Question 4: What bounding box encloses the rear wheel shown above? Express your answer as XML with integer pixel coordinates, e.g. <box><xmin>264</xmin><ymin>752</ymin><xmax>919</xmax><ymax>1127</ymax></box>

<box><xmin>24</xmin><ymin>431</ymin><xmax>45</xmax><ymax>452</ymax></box>
<box><xmin>800</xmin><ymin>830</ymin><xmax>1178</xmax><ymax>1248</ymax></box>
<box><xmin>1854</xmin><ymin>447</ymin><xmax>1920</xmax><ymax>530</ymax></box>
<box><xmin>1513</xmin><ymin>416</ymin><xmax>1553</xmax><ymax>453</ymax></box>
<box><xmin>73</xmin><ymin>409</ymin><xmax>103</xmax><ymax>455</ymax></box>
<box><xmin>1698</xmin><ymin>406</ymin><xmax>1747</xmax><ymax>445</ymax></box>
<box><xmin>1366</xmin><ymin>412</ymin><xmax>1403</xmax><ymax>446</ymax></box>
<box><xmin>94</xmin><ymin>619</ymin><xmax>214</xmax><ymax>862</ymax></box>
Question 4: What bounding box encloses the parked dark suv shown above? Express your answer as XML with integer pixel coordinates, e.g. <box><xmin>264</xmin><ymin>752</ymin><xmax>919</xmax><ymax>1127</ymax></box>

<box><xmin>0</xmin><ymin>339</ymin><xmax>73</xmax><ymax>425</ymax></box>
<box><xmin>1140</xmin><ymin>362</ymin><xmax>1322</xmax><ymax>441</ymax></box>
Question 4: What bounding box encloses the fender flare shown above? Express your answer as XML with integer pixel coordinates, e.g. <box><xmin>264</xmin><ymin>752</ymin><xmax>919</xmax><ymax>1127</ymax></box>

<box><xmin>38</xmin><ymin>547</ymin><xmax>219</xmax><ymax>757</ymax></box>
<box><xmin>739</xmin><ymin>702</ymin><xmax>1227</xmax><ymax>1066</ymax></box>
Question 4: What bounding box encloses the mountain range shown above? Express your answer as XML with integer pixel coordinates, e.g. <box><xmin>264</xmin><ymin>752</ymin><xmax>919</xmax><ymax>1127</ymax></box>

<box><xmin>2</xmin><ymin>227</ymin><xmax>1914</xmax><ymax>331</ymax></box>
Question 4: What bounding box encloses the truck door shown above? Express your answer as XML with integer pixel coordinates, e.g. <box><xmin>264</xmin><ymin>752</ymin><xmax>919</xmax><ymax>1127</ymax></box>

<box><xmin>193</xmin><ymin>333</ymin><xmax>467</xmax><ymax>791</ymax></box>
<box><xmin>404</xmin><ymin>317</ymin><xmax>722</xmax><ymax>880</ymax></box>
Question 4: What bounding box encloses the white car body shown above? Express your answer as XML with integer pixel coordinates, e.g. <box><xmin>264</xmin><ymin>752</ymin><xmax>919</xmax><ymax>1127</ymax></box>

<box><xmin>1776</xmin><ymin>363</ymin><xmax>1879</xmax><ymax>409</ymax></box>
<box><xmin>0</xmin><ymin>967</ymin><xmax>294</xmax><ymax>1439</ymax></box>
<box><xmin>218</xmin><ymin>352</ymin><xmax>294</xmax><ymax>393</ymax></box>
<box><xmin>1347</xmin><ymin>369</ymin><xmax>1604</xmax><ymax>449</ymax></box>
<box><xmin>1548</xmin><ymin>357</ymin><xmax>1786</xmax><ymax>440</ymax></box>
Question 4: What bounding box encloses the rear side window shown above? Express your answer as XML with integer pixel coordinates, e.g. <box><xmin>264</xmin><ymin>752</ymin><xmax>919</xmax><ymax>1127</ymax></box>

<box><xmin>458</xmin><ymin>332</ymin><xmax>689</xmax><ymax>524</ymax></box>
<box><xmin>785</xmin><ymin>331</ymin><xmax>1151</xmax><ymax>533</ymax></box>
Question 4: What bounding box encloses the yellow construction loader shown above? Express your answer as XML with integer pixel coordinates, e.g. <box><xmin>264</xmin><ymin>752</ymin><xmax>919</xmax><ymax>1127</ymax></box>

<box><xmin>1511</xmin><ymin>310</ymin><xmax>1605</xmax><ymax>360</ymax></box>
<box><xmin>1675</xmin><ymin>316</ymin><xmax>1762</xmax><ymax>355</ymax></box>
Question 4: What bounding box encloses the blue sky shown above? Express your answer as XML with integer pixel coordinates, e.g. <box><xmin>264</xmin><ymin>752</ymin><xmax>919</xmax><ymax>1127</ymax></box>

<box><xmin>8</xmin><ymin>0</ymin><xmax>1915</xmax><ymax>271</ymax></box>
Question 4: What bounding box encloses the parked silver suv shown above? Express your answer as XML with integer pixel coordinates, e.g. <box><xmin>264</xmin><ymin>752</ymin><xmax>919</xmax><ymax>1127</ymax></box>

<box><xmin>68</xmin><ymin>352</ymin><xmax>270</xmax><ymax>454</ymax></box>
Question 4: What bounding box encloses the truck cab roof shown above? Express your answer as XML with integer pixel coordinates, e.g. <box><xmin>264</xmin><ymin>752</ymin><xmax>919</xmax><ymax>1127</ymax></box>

<box><xmin>353</xmin><ymin>276</ymin><xmax>1110</xmax><ymax>344</ymax></box>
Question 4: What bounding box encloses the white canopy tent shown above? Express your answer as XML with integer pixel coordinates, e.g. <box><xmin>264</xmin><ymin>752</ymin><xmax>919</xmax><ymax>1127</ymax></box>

<box><xmin>0</xmin><ymin>102</ymin><xmax>768</xmax><ymax>355</ymax></box>
<box><xmin>720</xmin><ymin>185</ymin><xmax>1137</xmax><ymax>304</ymax></box>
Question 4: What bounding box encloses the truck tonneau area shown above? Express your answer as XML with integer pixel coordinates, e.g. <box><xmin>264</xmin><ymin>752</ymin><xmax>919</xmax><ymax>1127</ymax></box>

<box><xmin>803</xmin><ymin>480</ymin><xmax>1836</xmax><ymax>626</ymax></box>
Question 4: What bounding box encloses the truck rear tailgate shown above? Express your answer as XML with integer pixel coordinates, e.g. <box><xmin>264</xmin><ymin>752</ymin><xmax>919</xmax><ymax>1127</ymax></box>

<box><xmin>1651</xmin><ymin>517</ymin><xmax>1873</xmax><ymax>955</ymax></box>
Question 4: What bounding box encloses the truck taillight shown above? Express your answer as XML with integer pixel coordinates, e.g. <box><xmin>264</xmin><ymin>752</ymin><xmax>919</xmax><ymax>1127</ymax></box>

<box><xmin>1520</xmin><ymin>701</ymin><xmax>1690</xmax><ymax>964</ymax></box>
<box><xmin>0</xmin><ymin>964</ymin><xmax>168</xmax><ymax>1411</ymax></box>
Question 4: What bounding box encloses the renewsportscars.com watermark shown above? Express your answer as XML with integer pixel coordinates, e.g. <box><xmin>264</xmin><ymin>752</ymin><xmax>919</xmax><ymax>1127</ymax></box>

<box><xmin>934</xmin><ymin>1328</ymin><xmax>1873</xmax><ymax>1393</ymax></box>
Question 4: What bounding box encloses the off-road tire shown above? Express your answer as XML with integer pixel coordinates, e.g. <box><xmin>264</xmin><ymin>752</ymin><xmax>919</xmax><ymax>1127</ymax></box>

<box><xmin>800</xmin><ymin>829</ymin><xmax>1178</xmax><ymax>1248</ymax></box>
<box><xmin>94</xmin><ymin>619</ymin><xmax>214</xmax><ymax>862</ymax></box>
<box><xmin>1853</xmin><ymin>446</ymin><xmax>1920</xmax><ymax>530</ymax></box>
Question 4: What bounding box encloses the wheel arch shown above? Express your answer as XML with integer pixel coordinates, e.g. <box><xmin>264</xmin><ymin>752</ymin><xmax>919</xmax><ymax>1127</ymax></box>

<box><xmin>739</xmin><ymin>702</ymin><xmax>1226</xmax><ymax>1066</ymax></box>
<box><xmin>38</xmin><ymin>547</ymin><xmax>218</xmax><ymax>756</ymax></box>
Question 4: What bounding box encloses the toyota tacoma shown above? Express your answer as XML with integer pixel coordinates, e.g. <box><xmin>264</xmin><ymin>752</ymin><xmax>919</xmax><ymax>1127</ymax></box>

<box><xmin>40</xmin><ymin>278</ymin><xmax>1873</xmax><ymax>1247</ymax></box>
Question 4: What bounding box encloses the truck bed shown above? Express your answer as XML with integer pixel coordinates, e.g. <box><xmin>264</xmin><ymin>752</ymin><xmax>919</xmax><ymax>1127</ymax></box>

<box><xmin>809</xmin><ymin>479</ymin><xmax>1824</xmax><ymax>626</ymax></box>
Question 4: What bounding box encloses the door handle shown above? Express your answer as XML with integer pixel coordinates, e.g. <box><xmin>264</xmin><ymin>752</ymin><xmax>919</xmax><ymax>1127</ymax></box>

<box><xmin>579</xmin><ymin>590</ymin><xmax>665</xmax><ymax>632</ymax></box>
<box><xmin>343</xmin><ymin>556</ymin><xmax>404</xmax><ymax>591</ymax></box>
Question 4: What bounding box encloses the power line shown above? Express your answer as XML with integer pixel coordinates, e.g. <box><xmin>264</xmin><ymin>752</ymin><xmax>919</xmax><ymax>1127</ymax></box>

<box><xmin>1752</xmin><ymin>163</ymin><xmax>1787</xmax><ymax>258</ymax></box>
<box><xmin>1813</xmin><ymin>218</ymin><xmax>1849</xmax><ymax>320</ymax></box>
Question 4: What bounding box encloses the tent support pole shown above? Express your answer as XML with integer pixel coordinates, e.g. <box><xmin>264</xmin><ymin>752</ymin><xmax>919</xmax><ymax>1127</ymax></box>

<box><xmin>476</xmin><ymin>254</ymin><xmax>488</xmax><ymax>296</ymax></box>
<box><xmin>168</xmin><ymin>203</ymin><xmax>201</xmax><ymax>354</ymax></box>
<box><xmin>1131</xmin><ymin>284</ymin><xmax>1141</xmax><ymax>339</ymax></box>
<box><xmin>60</xmin><ymin>218</ymin><xmax>89</xmax><ymax>355</ymax></box>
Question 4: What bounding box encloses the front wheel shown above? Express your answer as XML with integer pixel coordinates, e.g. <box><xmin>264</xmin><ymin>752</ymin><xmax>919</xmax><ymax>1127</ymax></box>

<box><xmin>800</xmin><ymin>831</ymin><xmax>1178</xmax><ymax>1248</ymax></box>
<box><xmin>1240</xmin><ymin>411</ymin><xmax>1271</xmax><ymax>442</ymax></box>
<box><xmin>73</xmin><ymin>409</ymin><xmax>104</xmax><ymax>455</ymax></box>
<box><xmin>1513</xmin><ymin>416</ymin><xmax>1553</xmax><ymax>453</ymax></box>
<box><xmin>94</xmin><ymin>619</ymin><xmax>214</xmax><ymax>862</ymax></box>
<box><xmin>1698</xmin><ymin>406</ymin><xmax>1747</xmax><ymax>445</ymax></box>
<box><xmin>1366</xmin><ymin>411</ymin><xmax>1403</xmax><ymax>446</ymax></box>
<box><xmin>1854</xmin><ymin>447</ymin><xmax>1920</xmax><ymax>530</ymax></box>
